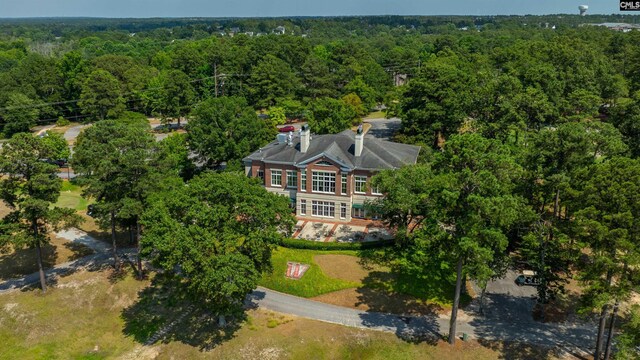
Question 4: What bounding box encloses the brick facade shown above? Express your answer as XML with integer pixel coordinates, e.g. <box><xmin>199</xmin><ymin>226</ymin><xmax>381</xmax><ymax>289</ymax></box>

<box><xmin>249</xmin><ymin>156</ymin><xmax>381</xmax><ymax>222</ymax></box>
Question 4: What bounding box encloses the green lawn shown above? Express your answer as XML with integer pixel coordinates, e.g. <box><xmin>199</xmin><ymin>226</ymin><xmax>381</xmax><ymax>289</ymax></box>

<box><xmin>260</xmin><ymin>247</ymin><xmax>467</xmax><ymax>308</ymax></box>
<box><xmin>55</xmin><ymin>181</ymin><xmax>90</xmax><ymax>211</ymax></box>
<box><xmin>259</xmin><ymin>247</ymin><xmax>360</xmax><ymax>297</ymax></box>
<box><xmin>363</xmin><ymin>110</ymin><xmax>386</xmax><ymax>120</ymax></box>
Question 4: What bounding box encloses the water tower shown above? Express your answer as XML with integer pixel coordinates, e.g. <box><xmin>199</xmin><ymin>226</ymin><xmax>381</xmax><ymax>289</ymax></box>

<box><xmin>579</xmin><ymin>5</ymin><xmax>588</xmax><ymax>16</ymax></box>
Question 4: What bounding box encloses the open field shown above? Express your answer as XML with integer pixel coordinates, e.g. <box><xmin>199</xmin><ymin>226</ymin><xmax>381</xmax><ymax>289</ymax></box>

<box><xmin>260</xmin><ymin>249</ymin><xmax>467</xmax><ymax>316</ymax></box>
<box><xmin>0</xmin><ymin>268</ymin><xmax>566</xmax><ymax>360</ymax></box>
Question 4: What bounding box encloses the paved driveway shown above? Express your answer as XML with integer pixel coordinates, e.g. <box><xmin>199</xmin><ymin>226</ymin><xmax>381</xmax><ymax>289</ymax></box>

<box><xmin>364</xmin><ymin>117</ymin><xmax>401</xmax><ymax>140</ymax></box>
<box><xmin>64</xmin><ymin>124</ymin><xmax>90</xmax><ymax>143</ymax></box>
<box><xmin>467</xmin><ymin>270</ymin><xmax>538</xmax><ymax>324</ymax></box>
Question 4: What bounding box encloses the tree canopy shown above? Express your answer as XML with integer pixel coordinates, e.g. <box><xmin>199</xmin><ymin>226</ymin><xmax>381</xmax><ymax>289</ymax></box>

<box><xmin>141</xmin><ymin>172</ymin><xmax>295</xmax><ymax>316</ymax></box>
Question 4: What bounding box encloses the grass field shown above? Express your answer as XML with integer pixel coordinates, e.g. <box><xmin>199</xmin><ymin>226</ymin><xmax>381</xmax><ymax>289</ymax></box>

<box><xmin>55</xmin><ymin>180</ymin><xmax>90</xmax><ymax>211</ymax></box>
<box><xmin>0</xmin><ymin>268</ymin><xmax>556</xmax><ymax>360</ymax></box>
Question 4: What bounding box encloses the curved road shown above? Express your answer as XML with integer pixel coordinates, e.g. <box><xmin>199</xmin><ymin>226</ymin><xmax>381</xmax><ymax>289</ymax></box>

<box><xmin>248</xmin><ymin>287</ymin><xmax>595</xmax><ymax>354</ymax></box>
<box><xmin>0</xmin><ymin>228</ymin><xmax>596</xmax><ymax>356</ymax></box>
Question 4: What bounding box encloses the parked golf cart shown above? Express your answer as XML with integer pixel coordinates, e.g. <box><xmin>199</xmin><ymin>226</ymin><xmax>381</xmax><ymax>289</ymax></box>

<box><xmin>515</xmin><ymin>270</ymin><xmax>540</xmax><ymax>286</ymax></box>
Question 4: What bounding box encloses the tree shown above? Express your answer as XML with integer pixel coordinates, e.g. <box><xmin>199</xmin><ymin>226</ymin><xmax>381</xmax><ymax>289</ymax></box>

<box><xmin>72</xmin><ymin>120</ymin><xmax>155</xmax><ymax>273</ymax></box>
<box><xmin>248</xmin><ymin>54</ymin><xmax>300</xmax><ymax>108</ymax></box>
<box><xmin>425</xmin><ymin>134</ymin><xmax>528</xmax><ymax>344</ymax></box>
<box><xmin>344</xmin><ymin>76</ymin><xmax>377</xmax><ymax>113</ymax></box>
<box><xmin>608</xmin><ymin>92</ymin><xmax>640</xmax><ymax>157</ymax></box>
<box><xmin>142</xmin><ymin>69</ymin><xmax>195</xmax><ymax>126</ymax></box>
<box><xmin>369</xmin><ymin>164</ymin><xmax>436</xmax><ymax>238</ymax></box>
<box><xmin>399</xmin><ymin>58</ymin><xmax>473</xmax><ymax>148</ymax></box>
<box><xmin>521</xmin><ymin>121</ymin><xmax>628</xmax><ymax>312</ymax></box>
<box><xmin>616</xmin><ymin>305</ymin><xmax>640</xmax><ymax>360</ymax></box>
<box><xmin>40</xmin><ymin>131</ymin><xmax>70</xmax><ymax>161</ymax></box>
<box><xmin>300</xmin><ymin>54</ymin><xmax>337</xmax><ymax>99</ymax></box>
<box><xmin>78</xmin><ymin>69</ymin><xmax>125</xmax><ymax>121</ymax></box>
<box><xmin>141</xmin><ymin>172</ymin><xmax>295</xmax><ymax>320</ymax></box>
<box><xmin>1</xmin><ymin>92</ymin><xmax>40</xmax><ymax>136</ymax></box>
<box><xmin>267</xmin><ymin>106</ymin><xmax>286</xmax><ymax>126</ymax></box>
<box><xmin>57</xmin><ymin>51</ymin><xmax>88</xmax><ymax>109</ymax></box>
<box><xmin>573</xmin><ymin>157</ymin><xmax>640</xmax><ymax>360</ymax></box>
<box><xmin>276</xmin><ymin>98</ymin><xmax>305</xmax><ymax>120</ymax></box>
<box><xmin>152</xmin><ymin>133</ymin><xmax>196</xmax><ymax>181</ymax></box>
<box><xmin>0</xmin><ymin>133</ymin><xmax>80</xmax><ymax>292</ymax></box>
<box><xmin>306</xmin><ymin>97</ymin><xmax>356</xmax><ymax>134</ymax></box>
<box><xmin>341</xmin><ymin>93</ymin><xmax>366</xmax><ymax>119</ymax></box>
<box><xmin>188</xmin><ymin>96</ymin><xmax>275</xmax><ymax>169</ymax></box>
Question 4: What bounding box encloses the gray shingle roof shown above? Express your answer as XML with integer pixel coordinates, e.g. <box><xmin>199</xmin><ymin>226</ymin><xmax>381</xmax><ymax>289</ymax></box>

<box><xmin>243</xmin><ymin>130</ymin><xmax>420</xmax><ymax>170</ymax></box>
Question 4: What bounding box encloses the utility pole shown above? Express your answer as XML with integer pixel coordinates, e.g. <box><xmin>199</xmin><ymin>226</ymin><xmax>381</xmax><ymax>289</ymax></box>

<box><xmin>214</xmin><ymin>62</ymin><xmax>218</xmax><ymax>98</ymax></box>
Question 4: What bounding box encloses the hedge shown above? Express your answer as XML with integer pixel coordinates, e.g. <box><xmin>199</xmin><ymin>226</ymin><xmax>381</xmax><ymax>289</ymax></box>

<box><xmin>277</xmin><ymin>237</ymin><xmax>394</xmax><ymax>251</ymax></box>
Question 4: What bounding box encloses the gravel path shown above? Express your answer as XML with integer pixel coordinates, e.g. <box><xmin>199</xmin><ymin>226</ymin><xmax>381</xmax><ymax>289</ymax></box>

<box><xmin>0</xmin><ymin>227</ymin><xmax>133</xmax><ymax>294</ymax></box>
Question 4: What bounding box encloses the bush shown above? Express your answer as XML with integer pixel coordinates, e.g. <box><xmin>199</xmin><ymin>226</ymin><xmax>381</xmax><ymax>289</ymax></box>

<box><xmin>56</xmin><ymin>117</ymin><xmax>70</xmax><ymax>126</ymax></box>
<box><xmin>277</xmin><ymin>237</ymin><xmax>393</xmax><ymax>251</ymax></box>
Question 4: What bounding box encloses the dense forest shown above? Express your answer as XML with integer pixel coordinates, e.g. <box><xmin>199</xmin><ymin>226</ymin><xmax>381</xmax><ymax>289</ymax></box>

<box><xmin>0</xmin><ymin>15</ymin><xmax>639</xmax><ymax>156</ymax></box>
<box><xmin>1</xmin><ymin>15</ymin><xmax>640</xmax><ymax>358</ymax></box>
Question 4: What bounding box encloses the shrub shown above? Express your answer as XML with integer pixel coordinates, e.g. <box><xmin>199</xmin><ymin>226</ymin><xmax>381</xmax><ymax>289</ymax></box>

<box><xmin>277</xmin><ymin>237</ymin><xmax>393</xmax><ymax>251</ymax></box>
<box><xmin>56</xmin><ymin>116</ymin><xmax>70</xmax><ymax>126</ymax></box>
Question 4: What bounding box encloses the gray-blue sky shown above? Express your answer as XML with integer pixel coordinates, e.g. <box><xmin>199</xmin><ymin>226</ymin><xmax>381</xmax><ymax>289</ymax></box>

<box><xmin>2</xmin><ymin>0</ymin><xmax>629</xmax><ymax>18</ymax></box>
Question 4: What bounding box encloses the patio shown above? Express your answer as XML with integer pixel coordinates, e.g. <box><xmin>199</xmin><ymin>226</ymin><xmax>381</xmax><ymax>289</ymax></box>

<box><xmin>292</xmin><ymin>219</ymin><xmax>393</xmax><ymax>243</ymax></box>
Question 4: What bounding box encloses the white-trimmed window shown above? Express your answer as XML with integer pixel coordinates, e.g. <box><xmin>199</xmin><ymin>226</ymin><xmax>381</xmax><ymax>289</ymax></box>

<box><xmin>372</xmin><ymin>185</ymin><xmax>382</xmax><ymax>195</ymax></box>
<box><xmin>352</xmin><ymin>206</ymin><xmax>365</xmax><ymax>218</ymax></box>
<box><xmin>312</xmin><ymin>201</ymin><xmax>335</xmax><ymax>217</ymax></box>
<box><xmin>312</xmin><ymin>171</ymin><xmax>336</xmax><ymax>193</ymax></box>
<box><xmin>354</xmin><ymin>175</ymin><xmax>367</xmax><ymax>193</ymax></box>
<box><xmin>301</xmin><ymin>172</ymin><xmax>307</xmax><ymax>192</ymax></box>
<box><xmin>340</xmin><ymin>203</ymin><xmax>347</xmax><ymax>219</ymax></box>
<box><xmin>341</xmin><ymin>174</ymin><xmax>347</xmax><ymax>195</ymax></box>
<box><xmin>300</xmin><ymin>199</ymin><xmax>306</xmax><ymax>215</ymax></box>
<box><xmin>286</xmin><ymin>170</ymin><xmax>297</xmax><ymax>189</ymax></box>
<box><xmin>270</xmin><ymin>169</ymin><xmax>282</xmax><ymax>187</ymax></box>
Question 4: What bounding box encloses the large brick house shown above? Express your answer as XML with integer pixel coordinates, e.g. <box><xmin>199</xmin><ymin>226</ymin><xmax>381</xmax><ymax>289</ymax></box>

<box><xmin>243</xmin><ymin>125</ymin><xmax>420</xmax><ymax>222</ymax></box>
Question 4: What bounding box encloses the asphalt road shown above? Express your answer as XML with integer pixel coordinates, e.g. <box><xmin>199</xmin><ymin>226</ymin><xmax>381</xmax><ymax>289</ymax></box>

<box><xmin>64</xmin><ymin>124</ymin><xmax>90</xmax><ymax>142</ymax></box>
<box><xmin>249</xmin><ymin>286</ymin><xmax>596</xmax><ymax>354</ymax></box>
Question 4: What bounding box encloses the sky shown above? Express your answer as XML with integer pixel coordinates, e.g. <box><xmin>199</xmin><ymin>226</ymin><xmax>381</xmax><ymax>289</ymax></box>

<box><xmin>1</xmin><ymin>0</ymin><xmax>631</xmax><ymax>18</ymax></box>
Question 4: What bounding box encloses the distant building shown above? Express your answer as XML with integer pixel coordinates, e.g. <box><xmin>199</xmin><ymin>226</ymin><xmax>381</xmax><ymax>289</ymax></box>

<box><xmin>588</xmin><ymin>23</ymin><xmax>640</xmax><ymax>32</ymax></box>
<box><xmin>244</xmin><ymin>31</ymin><xmax>254</xmax><ymax>36</ymax></box>
<box><xmin>274</xmin><ymin>26</ymin><xmax>286</xmax><ymax>35</ymax></box>
<box><xmin>243</xmin><ymin>126</ymin><xmax>420</xmax><ymax>222</ymax></box>
<box><xmin>394</xmin><ymin>73</ymin><xmax>408</xmax><ymax>87</ymax></box>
